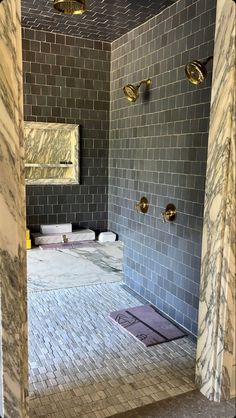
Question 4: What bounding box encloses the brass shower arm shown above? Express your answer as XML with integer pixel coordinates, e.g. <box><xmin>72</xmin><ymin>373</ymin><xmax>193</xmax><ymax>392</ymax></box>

<box><xmin>138</xmin><ymin>79</ymin><xmax>152</xmax><ymax>88</ymax></box>
<box><xmin>123</xmin><ymin>78</ymin><xmax>151</xmax><ymax>102</ymax></box>
<box><xmin>202</xmin><ymin>56</ymin><xmax>213</xmax><ymax>66</ymax></box>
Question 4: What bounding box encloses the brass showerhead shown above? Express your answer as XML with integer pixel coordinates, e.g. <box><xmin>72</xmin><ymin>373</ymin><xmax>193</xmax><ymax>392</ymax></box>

<box><xmin>53</xmin><ymin>0</ymin><xmax>86</xmax><ymax>15</ymax></box>
<box><xmin>123</xmin><ymin>78</ymin><xmax>151</xmax><ymax>102</ymax></box>
<box><xmin>185</xmin><ymin>56</ymin><xmax>213</xmax><ymax>85</ymax></box>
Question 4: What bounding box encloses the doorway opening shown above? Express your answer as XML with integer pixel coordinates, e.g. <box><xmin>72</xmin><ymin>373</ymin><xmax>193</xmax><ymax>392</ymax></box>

<box><xmin>27</xmin><ymin>239</ymin><xmax>196</xmax><ymax>418</ymax></box>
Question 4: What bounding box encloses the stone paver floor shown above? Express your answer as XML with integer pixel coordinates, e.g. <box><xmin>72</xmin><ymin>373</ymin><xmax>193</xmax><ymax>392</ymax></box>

<box><xmin>29</xmin><ymin>282</ymin><xmax>196</xmax><ymax>418</ymax></box>
<box><xmin>111</xmin><ymin>390</ymin><xmax>236</xmax><ymax>418</ymax></box>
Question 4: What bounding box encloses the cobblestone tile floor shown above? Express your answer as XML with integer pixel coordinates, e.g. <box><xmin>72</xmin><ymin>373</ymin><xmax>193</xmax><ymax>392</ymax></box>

<box><xmin>29</xmin><ymin>283</ymin><xmax>196</xmax><ymax>418</ymax></box>
<box><xmin>111</xmin><ymin>390</ymin><xmax>236</xmax><ymax>418</ymax></box>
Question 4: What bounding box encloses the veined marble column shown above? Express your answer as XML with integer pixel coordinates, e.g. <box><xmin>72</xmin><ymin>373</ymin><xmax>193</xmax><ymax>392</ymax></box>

<box><xmin>196</xmin><ymin>0</ymin><xmax>236</xmax><ymax>402</ymax></box>
<box><xmin>0</xmin><ymin>0</ymin><xmax>28</xmax><ymax>417</ymax></box>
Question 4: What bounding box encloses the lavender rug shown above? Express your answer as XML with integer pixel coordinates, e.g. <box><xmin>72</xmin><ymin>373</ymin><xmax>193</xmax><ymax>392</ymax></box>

<box><xmin>110</xmin><ymin>305</ymin><xmax>186</xmax><ymax>347</ymax></box>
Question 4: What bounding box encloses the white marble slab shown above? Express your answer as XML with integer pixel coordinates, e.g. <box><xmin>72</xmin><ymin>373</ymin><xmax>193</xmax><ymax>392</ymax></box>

<box><xmin>61</xmin><ymin>241</ymin><xmax>123</xmax><ymax>273</ymax></box>
<box><xmin>32</xmin><ymin>229</ymin><xmax>95</xmax><ymax>245</ymax></box>
<box><xmin>0</xmin><ymin>0</ymin><xmax>28</xmax><ymax>416</ymax></box>
<box><xmin>27</xmin><ymin>243</ymin><xmax>123</xmax><ymax>292</ymax></box>
<box><xmin>24</xmin><ymin>122</ymin><xmax>79</xmax><ymax>185</ymax></box>
<box><xmin>40</xmin><ymin>223</ymin><xmax>72</xmax><ymax>234</ymax></box>
<box><xmin>196</xmin><ymin>0</ymin><xmax>236</xmax><ymax>402</ymax></box>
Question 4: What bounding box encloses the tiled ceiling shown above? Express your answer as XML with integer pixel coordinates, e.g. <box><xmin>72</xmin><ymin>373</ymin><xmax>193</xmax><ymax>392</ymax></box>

<box><xmin>21</xmin><ymin>0</ymin><xmax>177</xmax><ymax>42</ymax></box>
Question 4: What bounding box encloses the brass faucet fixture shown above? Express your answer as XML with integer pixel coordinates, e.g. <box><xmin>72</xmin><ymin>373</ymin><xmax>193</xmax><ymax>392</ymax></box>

<box><xmin>123</xmin><ymin>79</ymin><xmax>151</xmax><ymax>102</ymax></box>
<box><xmin>135</xmin><ymin>197</ymin><xmax>149</xmax><ymax>213</ymax></box>
<box><xmin>161</xmin><ymin>204</ymin><xmax>177</xmax><ymax>223</ymax></box>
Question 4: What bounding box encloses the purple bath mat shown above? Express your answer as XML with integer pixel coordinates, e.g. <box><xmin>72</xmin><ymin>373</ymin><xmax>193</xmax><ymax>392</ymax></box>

<box><xmin>110</xmin><ymin>305</ymin><xmax>186</xmax><ymax>347</ymax></box>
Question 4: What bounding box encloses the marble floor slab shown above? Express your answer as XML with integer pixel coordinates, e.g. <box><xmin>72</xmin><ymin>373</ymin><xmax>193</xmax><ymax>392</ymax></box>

<box><xmin>27</xmin><ymin>241</ymin><xmax>123</xmax><ymax>292</ymax></box>
<box><xmin>60</xmin><ymin>241</ymin><xmax>123</xmax><ymax>274</ymax></box>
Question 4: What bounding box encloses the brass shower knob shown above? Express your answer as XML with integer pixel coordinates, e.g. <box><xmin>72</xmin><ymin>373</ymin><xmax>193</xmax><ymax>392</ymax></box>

<box><xmin>161</xmin><ymin>204</ymin><xmax>177</xmax><ymax>222</ymax></box>
<box><xmin>135</xmin><ymin>197</ymin><xmax>149</xmax><ymax>213</ymax></box>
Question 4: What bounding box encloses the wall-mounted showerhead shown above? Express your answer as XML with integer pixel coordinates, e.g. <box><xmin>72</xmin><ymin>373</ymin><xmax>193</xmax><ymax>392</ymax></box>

<box><xmin>123</xmin><ymin>79</ymin><xmax>151</xmax><ymax>102</ymax></box>
<box><xmin>185</xmin><ymin>56</ymin><xmax>213</xmax><ymax>85</ymax></box>
<box><xmin>53</xmin><ymin>0</ymin><xmax>86</xmax><ymax>15</ymax></box>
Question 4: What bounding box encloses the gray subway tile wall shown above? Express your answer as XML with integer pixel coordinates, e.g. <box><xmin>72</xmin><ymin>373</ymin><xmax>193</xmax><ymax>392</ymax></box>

<box><xmin>23</xmin><ymin>28</ymin><xmax>110</xmax><ymax>231</ymax></box>
<box><xmin>108</xmin><ymin>0</ymin><xmax>216</xmax><ymax>336</ymax></box>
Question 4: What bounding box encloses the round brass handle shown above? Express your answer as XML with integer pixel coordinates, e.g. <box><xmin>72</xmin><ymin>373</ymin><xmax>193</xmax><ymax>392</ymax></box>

<box><xmin>135</xmin><ymin>197</ymin><xmax>149</xmax><ymax>213</ymax></box>
<box><xmin>161</xmin><ymin>204</ymin><xmax>177</xmax><ymax>222</ymax></box>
